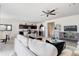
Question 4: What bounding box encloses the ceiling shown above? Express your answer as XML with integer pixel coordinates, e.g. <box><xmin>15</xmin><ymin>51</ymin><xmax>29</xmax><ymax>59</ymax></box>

<box><xmin>0</xmin><ymin>3</ymin><xmax>79</xmax><ymax>23</ymax></box>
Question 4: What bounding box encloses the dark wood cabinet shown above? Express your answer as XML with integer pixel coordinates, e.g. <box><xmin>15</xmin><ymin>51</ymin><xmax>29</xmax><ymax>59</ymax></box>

<box><xmin>19</xmin><ymin>24</ymin><xmax>37</xmax><ymax>29</ymax></box>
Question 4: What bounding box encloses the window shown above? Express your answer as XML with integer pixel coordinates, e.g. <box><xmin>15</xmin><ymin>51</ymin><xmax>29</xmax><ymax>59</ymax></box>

<box><xmin>0</xmin><ymin>24</ymin><xmax>12</xmax><ymax>31</ymax></box>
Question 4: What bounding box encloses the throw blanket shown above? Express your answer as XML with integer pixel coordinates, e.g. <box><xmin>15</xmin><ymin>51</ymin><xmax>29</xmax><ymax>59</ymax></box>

<box><xmin>46</xmin><ymin>40</ymin><xmax>65</xmax><ymax>56</ymax></box>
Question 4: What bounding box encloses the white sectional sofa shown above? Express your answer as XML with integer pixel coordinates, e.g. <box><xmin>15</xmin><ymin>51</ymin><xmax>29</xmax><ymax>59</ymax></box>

<box><xmin>14</xmin><ymin>34</ymin><xmax>58</xmax><ymax>56</ymax></box>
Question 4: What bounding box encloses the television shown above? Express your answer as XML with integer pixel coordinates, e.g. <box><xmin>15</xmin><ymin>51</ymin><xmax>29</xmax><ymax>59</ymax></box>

<box><xmin>64</xmin><ymin>25</ymin><xmax>77</xmax><ymax>31</ymax></box>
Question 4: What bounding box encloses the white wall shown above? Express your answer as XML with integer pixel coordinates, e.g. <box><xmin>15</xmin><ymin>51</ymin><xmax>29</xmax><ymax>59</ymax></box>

<box><xmin>0</xmin><ymin>15</ymin><xmax>37</xmax><ymax>39</ymax></box>
<box><xmin>1</xmin><ymin>14</ymin><xmax>79</xmax><ymax>38</ymax></box>
<box><xmin>0</xmin><ymin>18</ymin><xmax>20</xmax><ymax>38</ymax></box>
<box><xmin>39</xmin><ymin>15</ymin><xmax>79</xmax><ymax>37</ymax></box>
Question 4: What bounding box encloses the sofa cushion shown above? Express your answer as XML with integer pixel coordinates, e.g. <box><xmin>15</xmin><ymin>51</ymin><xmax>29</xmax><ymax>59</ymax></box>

<box><xmin>14</xmin><ymin>38</ymin><xmax>36</xmax><ymax>56</ymax></box>
<box><xmin>16</xmin><ymin>34</ymin><xmax>28</xmax><ymax>47</ymax></box>
<box><xmin>29</xmin><ymin>38</ymin><xmax>58</xmax><ymax>56</ymax></box>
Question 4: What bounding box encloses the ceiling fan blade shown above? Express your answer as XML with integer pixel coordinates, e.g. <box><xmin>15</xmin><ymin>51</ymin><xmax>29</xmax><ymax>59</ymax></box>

<box><xmin>50</xmin><ymin>9</ymin><xmax>55</xmax><ymax>13</ymax></box>
<box><xmin>49</xmin><ymin>12</ymin><xmax>56</xmax><ymax>15</ymax></box>
<box><xmin>50</xmin><ymin>8</ymin><xmax>58</xmax><ymax>13</ymax></box>
<box><xmin>50</xmin><ymin>13</ymin><xmax>56</xmax><ymax>15</ymax></box>
<box><xmin>42</xmin><ymin>11</ymin><xmax>48</xmax><ymax>14</ymax></box>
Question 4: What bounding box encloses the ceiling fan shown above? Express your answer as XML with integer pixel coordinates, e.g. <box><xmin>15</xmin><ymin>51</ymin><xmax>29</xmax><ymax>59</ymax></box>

<box><xmin>42</xmin><ymin>8</ymin><xmax>57</xmax><ymax>17</ymax></box>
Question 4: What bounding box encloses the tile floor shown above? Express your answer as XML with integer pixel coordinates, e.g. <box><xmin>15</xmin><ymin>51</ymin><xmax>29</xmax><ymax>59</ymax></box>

<box><xmin>0</xmin><ymin>39</ymin><xmax>14</xmax><ymax>56</ymax></box>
